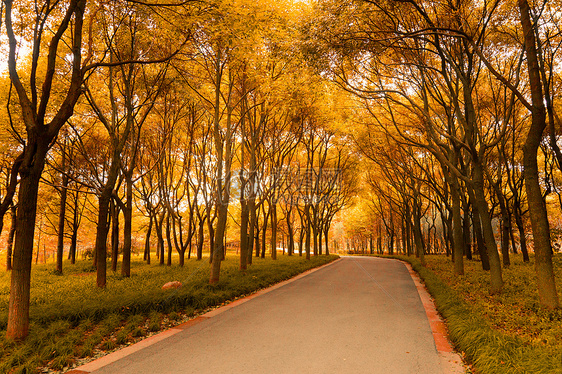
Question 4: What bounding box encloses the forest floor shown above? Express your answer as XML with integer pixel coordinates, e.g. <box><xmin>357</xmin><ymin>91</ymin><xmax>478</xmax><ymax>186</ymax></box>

<box><xmin>401</xmin><ymin>253</ymin><xmax>562</xmax><ymax>373</ymax></box>
<box><xmin>0</xmin><ymin>253</ymin><xmax>338</xmax><ymax>373</ymax></box>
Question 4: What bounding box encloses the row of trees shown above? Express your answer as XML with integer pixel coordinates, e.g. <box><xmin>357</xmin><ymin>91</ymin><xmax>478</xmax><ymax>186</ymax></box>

<box><xmin>0</xmin><ymin>0</ymin><xmax>356</xmax><ymax>340</ymax></box>
<box><xmin>309</xmin><ymin>0</ymin><xmax>562</xmax><ymax>309</ymax></box>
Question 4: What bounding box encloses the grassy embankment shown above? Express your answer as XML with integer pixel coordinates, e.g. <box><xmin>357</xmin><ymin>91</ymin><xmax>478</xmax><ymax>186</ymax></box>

<box><xmin>395</xmin><ymin>254</ymin><xmax>562</xmax><ymax>374</ymax></box>
<box><xmin>0</xmin><ymin>254</ymin><xmax>338</xmax><ymax>373</ymax></box>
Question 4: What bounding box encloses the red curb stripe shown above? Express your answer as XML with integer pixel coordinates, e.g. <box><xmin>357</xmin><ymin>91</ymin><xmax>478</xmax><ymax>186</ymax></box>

<box><xmin>404</xmin><ymin>264</ymin><xmax>454</xmax><ymax>353</ymax></box>
<box><xmin>173</xmin><ymin>316</ymin><xmax>208</xmax><ymax>330</ymax></box>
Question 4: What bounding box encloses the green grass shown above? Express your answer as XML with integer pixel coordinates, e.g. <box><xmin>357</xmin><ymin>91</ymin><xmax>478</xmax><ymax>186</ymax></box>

<box><xmin>392</xmin><ymin>254</ymin><xmax>562</xmax><ymax>374</ymax></box>
<box><xmin>0</xmin><ymin>253</ymin><xmax>338</xmax><ymax>373</ymax></box>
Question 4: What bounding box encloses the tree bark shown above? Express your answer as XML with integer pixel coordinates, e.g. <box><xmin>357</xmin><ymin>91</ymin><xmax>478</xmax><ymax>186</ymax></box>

<box><xmin>449</xmin><ymin>174</ymin><xmax>464</xmax><ymax>275</ymax></box>
<box><xmin>56</xmin><ymin>148</ymin><xmax>68</xmax><ymax>274</ymax></box>
<box><xmin>472</xmin><ymin>163</ymin><xmax>503</xmax><ymax>294</ymax></box>
<box><xmin>144</xmin><ymin>215</ymin><xmax>152</xmax><ymax>264</ymax></box>
<box><xmin>519</xmin><ymin>0</ymin><xmax>559</xmax><ymax>309</ymax></box>
<box><xmin>122</xmin><ymin>177</ymin><xmax>133</xmax><ymax>276</ymax></box>
<box><xmin>7</xmin><ymin>155</ymin><xmax>45</xmax><ymax>340</ymax></box>
<box><xmin>6</xmin><ymin>204</ymin><xmax>16</xmax><ymax>271</ymax></box>
<box><xmin>270</xmin><ymin>203</ymin><xmax>277</xmax><ymax>260</ymax></box>
<box><xmin>111</xmin><ymin>200</ymin><xmax>119</xmax><ymax>272</ymax></box>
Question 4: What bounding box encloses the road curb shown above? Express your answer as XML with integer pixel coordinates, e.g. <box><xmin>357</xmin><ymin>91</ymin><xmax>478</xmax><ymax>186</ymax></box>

<box><xmin>402</xmin><ymin>261</ymin><xmax>467</xmax><ymax>374</ymax></box>
<box><xmin>67</xmin><ymin>257</ymin><xmax>342</xmax><ymax>374</ymax></box>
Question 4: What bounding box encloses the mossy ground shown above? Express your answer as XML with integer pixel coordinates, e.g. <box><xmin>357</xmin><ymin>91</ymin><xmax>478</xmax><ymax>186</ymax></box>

<box><xmin>0</xmin><ymin>253</ymin><xmax>338</xmax><ymax>373</ymax></box>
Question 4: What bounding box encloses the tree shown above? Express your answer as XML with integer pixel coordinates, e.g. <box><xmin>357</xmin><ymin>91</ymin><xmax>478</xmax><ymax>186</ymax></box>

<box><xmin>5</xmin><ymin>0</ymin><xmax>87</xmax><ymax>340</ymax></box>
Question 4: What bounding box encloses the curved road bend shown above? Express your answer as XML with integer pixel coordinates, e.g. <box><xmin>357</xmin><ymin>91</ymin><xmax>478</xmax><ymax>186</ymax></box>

<box><xmin>86</xmin><ymin>256</ymin><xmax>464</xmax><ymax>374</ymax></box>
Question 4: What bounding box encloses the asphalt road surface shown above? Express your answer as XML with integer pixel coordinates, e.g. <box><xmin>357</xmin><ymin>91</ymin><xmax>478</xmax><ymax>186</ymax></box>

<box><xmin>88</xmin><ymin>257</ymin><xmax>456</xmax><ymax>374</ymax></box>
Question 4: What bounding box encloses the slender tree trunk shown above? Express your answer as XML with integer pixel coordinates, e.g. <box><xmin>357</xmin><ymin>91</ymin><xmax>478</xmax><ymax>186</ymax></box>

<box><xmin>240</xmin><ymin>199</ymin><xmax>249</xmax><ymax>270</ymax></box>
<box><xmin>468</xmin><ymin>189</ymin><xmax>490</xmax><ymax>270</ymax></box>
<box><xmin>473</xmin><ymin>164</ymin><xmax>503</xmax><ymax>294</ymax></box>
<box><xmin>166</xmin><ymin>212</ymin><xmax>172</xmax><ymax>266</ymax></box>
<box><xmin>96</xmin><ymin>190</ymin><xmax>112</xmax><ymax>288</ymax></box>
<box><xmin>270</xmin><ymin>203</ymin><xmax>277</xmax><ymax>260</ymax></box>
<box><xmin>514</xmin><ymin>206</ymin><xmax>530</xmax><ymax>262</ymax></box>
<box><xmin>56</xmin><ymin>162</ymin><xmax>68</xmax><ymax>274</ymax></box>
<box><xmin>144</xmin><ymin>215</ymin><xmax>152</xmax><ymax>264</ymax></box>
<box><xmin>519</xmin><ymin>0</ymin><xmax>559</xmax><ymax>309</ymax></box>
<box><xmin>501</xmin><ymin>210</ymin><xmax>511</xmax><ymax>267</ymax></box>
<box><xmin>412</xmin><ymin>202</ymin><xmax>425</xmax><ymax>266</ymax></box>
<box><xmin>305</xmin><ymin>204</ymin><xmax>311</xmax><ymax>260</ymax></box>
<box><xmin>449</xmin><ymin>173</ymin><xmax>464</xmax><ymax>275</ymax></box>
<box><xmin>287</xmin><ymin>209</ymin><xmax>294</xmax><ymax>256</ymax></box>
<box><xmin>324</xmin><ymin>227</ymin><xmax>330</xmax><ymax>255</ymax></box>
<box><xmin>6</xmin><ymin>204</ymin><xmax>16</xmax><ymax>271</ymax></box>
<box><xmin>69</xmin><ymin>194</ymin><xmax>79</xmax><ymax>264</ymax></box>
<box><xmin>111</xmin><ymin>200</ymin><xmax>119</xmax><ymax>272</ymax></box>
<box><xmin>197</xmin><ymin>216</ymin><xmax>204</xmax><ymax>260</ymax></box>
<box><xmin>122</xmin><ymin>177</ymin><xmax>133</xmax><ymax>276</ymax></box>
<box><xmin>156</xmin><ymin>211</ymin><xmax>165</xmax><ymax>265</ymax></box>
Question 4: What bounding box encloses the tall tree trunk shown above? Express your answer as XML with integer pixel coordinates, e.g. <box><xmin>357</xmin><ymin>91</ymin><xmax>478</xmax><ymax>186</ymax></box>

<box><xmin>111</xmin><ymin>200</ymin><xmax>119</xmax><ymax>272</ymax></box>
<box><xmin>197</xmin><ymin>215</ymin><xmax>204</xmax><ymax>260</ymax></box>
<box><xmin>412</xmin><ymin>202</ymin><xmax>425</xmax><ymax>266</ymax></box>
<box><xmin>56</xmin><ymin>150</ymin><xmax>68</xmax><ymax>274</ymax></box>
<box><xmin>305</xmin><ymin>204</ymin><xmax>311</xmax><ymax>260</ymax></box>
<box><xmin>449</xmin><ymin>172</ymin><xmax>464</xmax><ymax>275</ymax></box>
<box><xmin>270</xmin><ymin>203</ymin><xmax>277</xmax><ymax>260</ymax></box>
<box><xmin>7</xmin><ymin>156</ymin><xmax>45</xmax><ymax>340</ymax></box>
<box><xmin>324</xmin><ymin>227</ymin><xmax>330</xmax><ymax>255</ymax></box>
<box><xmin>513</xmin><ymin>205</ymin><xmax>530</xmax><ymax>262</ymax></box>
<box><xmin>144</xmin><ymin>215</ymin><xmax>152</xmax><ymax>264</ymax></box>
<box><xmin>468</xmin><ymin>188</ymin><xmax>490</xmax><ymax>270</ymax></box>
<box><xmin>96</xmin><ymin>190</ymin><xmax>112</xmax><ymax>288</ymax></box>
<box><xmin>166</xmin><ymin>212</ymin><xmax>172</xmax><ymax>266</ymax></box>
<box><xmin>156</xmin><ymin>211</ymin><xmax>165</xmax><ymax>265</ymax></box>
<box><xmin>240</xmin><ymin>199</ymin><xmax>249</xmax><ymax>270</ymax></box>
<box><xmin>6</xmin><ymin>204</ymin><xmax>16</xmax><ymax>271</ymax></box>
<box><xmin>473</xmin><ymin>163</ymin><xmax>503</xmax><ymax>294</ymax></box>
<box><xmin>69</xmin><ymin>193</ymin><xmax>79</xmax><ymax>264</ymax></box>
<box><xmin>287</xmin><ymin>209</ymin><xmax>294</xmax><ymax>256</ymax></box>
<box><xmin>121</xmin><ymin>177</ymin><xmax>133</xmax><ymax>276</ymax></box>
<box><xmin>519</xmin><ymin>0</ymin><xmax>559</xmax><ymax>309</ymax></box>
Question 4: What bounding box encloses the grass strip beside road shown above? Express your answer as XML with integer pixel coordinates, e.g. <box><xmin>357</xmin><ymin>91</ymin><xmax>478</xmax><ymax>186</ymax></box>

<box><xmin>391</xmin><ymin>254</ymin><xmax>562</xmax><ymax>374</ymax></box>
<box><xmin>0</xmin><ymin>254</ymin><xmax>338</xmax><ymax>373</ymax></box>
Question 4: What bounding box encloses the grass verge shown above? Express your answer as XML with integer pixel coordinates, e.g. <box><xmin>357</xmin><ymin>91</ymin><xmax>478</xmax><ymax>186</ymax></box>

<box><xmin>0</xmin><ymin>254</ymin><xmax>338</xmax><ymax>373</ymax></box>
<box><xmin>390</xmin><ymin>254</ymin><xmax>562</xmax><ymax>374</ymax></box>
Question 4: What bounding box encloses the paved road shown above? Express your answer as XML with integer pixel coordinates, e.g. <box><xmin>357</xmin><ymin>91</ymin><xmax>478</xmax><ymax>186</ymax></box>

<box><xmin>89</xmin><ymin>257</ymin><xmax>451</xmax><ymax>374</ymax></box>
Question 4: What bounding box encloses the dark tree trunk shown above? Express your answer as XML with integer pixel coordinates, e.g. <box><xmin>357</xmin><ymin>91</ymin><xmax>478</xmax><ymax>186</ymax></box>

<box><xmin>7</xmin><ymin>156</ymin><xmax>45</xmax><ymax>340</ymax></box>
<box><xmin>270</xmin><ymin>204</ymin><xmax>277</xmax><ymax>260</ymax></box>
<box><xmin>449</xmin><ymin>172</ymin><xmax>464</xmax><ymax>275</ymax></box>
<box><xmin>166</xmin><ymin>212</ymin><xmax>173</xmax><ymax>266</ymax></box>
<box><xmin>240</xmin><ymin>199</ymin><xmax>249</xmax><ymax>269</ymax></box>
<box><xmin>110</xmin><ymin>200</ymin><xmax>119</xmax><ymax>272</ymax></box>
<box><xmin>519</xmin><ymin>0</ymin><xmax>559</xmax><ymax>309</ymax></box>
<box><xmin>69</xmin><ymin>194</ymin><xmax>79</xmax><ymax>264</ymax></box>
<box><xmin>96</xmin><ymin>190</ymin><xmax>113</xmax><ymax>288</ymax></box>
<box><xmin>473</xmin><ymin>164</ymin><xmax>503</xmax><ymax>294</ymax></box>
<box><xmin>197</xmin><ymin>215</ymin><xmax>204</xmax><ymax>260</ymax></box>
<box><xmin>513</xmin><ymin>206</ymin><xmax>530</xmax><ymax>262</ymax></box>
<box><xmin>468</xmin><ymin>189</ymin><xmax>490</xmax><ymax>270</ymax></box>
<box><xmin>6</xmin><ymin>204</ymin><xmax>16</xmax><ymax>271</ymax></box>
<box><xmin>121</xmin><ymin>177</ymin><xmax>133</xmax><ymax>277</ymax></box>
<box><xmin>156</xmin><ymin>211</ymin><xmax>165</xmax><ymax>265</ymax></box>
<box><xmin>56</xmin><ymin>159</ymin><xmax>69</xmax><ymax>274</ymax></box>
<box><xmin>305</xmin><ymin>204</ymin><xmax>311</xmax><ymax>260</ymax></box>
<box><xmin>144</xmin><ymin>215</ymin><xmax>152</xmax><ymax>264</ymax></box>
